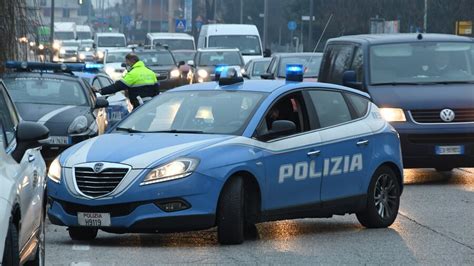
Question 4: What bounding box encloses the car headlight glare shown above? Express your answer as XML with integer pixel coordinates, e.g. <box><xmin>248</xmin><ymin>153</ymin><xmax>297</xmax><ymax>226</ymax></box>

<box><xmin>60</xmin><ymin>48</ymin><xmax>66</xmax><ymax>54</ymax></box>
<box><xmin>79</xmin><ymin>53</ymin><xmax>86</xmax><ymax>60</ymax></box>
<box><xmin>97</xmin><ymin>51</ymin><xmax>104</xmax><ymax>59</ymax></box>
<box><xmin>52</xmin><ymin>42</ymin><xmax>61</xmax><ymax>50</ymax></box>
<box><xmin>141</xmin><ymin>158</ymin><xmax>199</xmax><ymax>185</ymax></box>
<box><xmin>197</xmin><ymin>69</ymin><xmax>208</xmax><ymax>78</ymax></box>
<box><xmin>380</xmin><ymin>108</ymin><xmax>406</xmax><ymax>122</ymax></box>
<box><xmin>170</xmin><ymin>69</ymin><xmax>180</xmax><ymax>79</ymax></box>
<box><xmin>68</xmin><ymin>115</ymin><xmax>89</xmax><ymax>134</ymax></box>
<box><xmin>48</xmin><ymin>157</ymin><xmax>62</xmax><ymax>183</ymax></box>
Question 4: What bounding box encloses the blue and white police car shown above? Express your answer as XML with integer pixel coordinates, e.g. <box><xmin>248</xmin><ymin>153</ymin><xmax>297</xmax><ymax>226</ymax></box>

<box><xmin>47</xmin><ymin>66</ymin><xmax>403</xmax><ymax>245</ymax></box>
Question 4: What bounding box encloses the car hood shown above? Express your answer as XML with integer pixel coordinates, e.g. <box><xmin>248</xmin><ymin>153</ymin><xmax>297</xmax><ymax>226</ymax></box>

<box><xmin>367</xmin><ymin>84</ymin><xmax>474</xmax><ymax>110</ymax></box>
<box><xmin>197</xmin><ymin>65</ymin><xmax>242</xmax><ymax>75</ymax></box>
<box><xmin>148</xmin><ymin>65</ymin><xmax>175</xmax><ymax>72</ymax></box>
<box><xmin>15</xmin><ymin>103</ymin><xmax>90</xmax><ymax>124</ymax></box>
<box><xmin>61</xmin><ymin>133</ymin><xmax>235</xmax><ymax>169</ymax></box>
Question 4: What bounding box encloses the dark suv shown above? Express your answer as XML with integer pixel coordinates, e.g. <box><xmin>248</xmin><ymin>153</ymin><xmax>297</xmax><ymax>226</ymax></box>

<box><xmin>318</xmin><ymin>33</ymin><xmax>474</xmax><ymax>171</ymax></box>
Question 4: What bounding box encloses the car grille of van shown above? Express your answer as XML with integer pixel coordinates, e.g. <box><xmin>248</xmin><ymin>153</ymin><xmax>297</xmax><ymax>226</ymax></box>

<box><xmin>155</xmin><ymin>71</ymin><xmax>169</xmax><ymax>81</ymax></box>
<box><xmin>74</xmin><ymin>167</ymin><xmax>128</xmax><ymax>198</ymax></box>
<box><xmin>407</xmin><ymin>133</ymin><xmax>474</xmax><ymax>144</ymax></box>
<box><xmin>410</xmin><ymin>109</ymin><xmax>474</xmax><ymax>123</ymax></box>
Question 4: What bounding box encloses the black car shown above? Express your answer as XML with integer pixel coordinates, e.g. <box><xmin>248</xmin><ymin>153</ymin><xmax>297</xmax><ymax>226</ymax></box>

<box><xmin>135</xmin><ymin>49</ymin><xmax>183</xmax><ymax>91</ymax></box>
<box><xmin>2</xmin><ymin>62</ymin><xmax>109</xmax><ymax>164</ymax></box>
<box><xmin>191</xmin><ymin>48</ymin><xmax>245</xmax><ymax>83</ymax></box>
<box><xmin>261</xmin><ymin>52</ymin><xmax>323</xmax><ymax>81</ymax></box>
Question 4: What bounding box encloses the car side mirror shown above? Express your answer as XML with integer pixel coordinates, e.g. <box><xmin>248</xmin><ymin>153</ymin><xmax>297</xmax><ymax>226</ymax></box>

<box><xmin>243</xmin><ymin>73</ymin><xmax>250</xmax><ymax>79</ymax></box>
<box><xmin>263</xmin><ymin>48</ymin><xmax>272</xmax><ymax>57</ymax></box>
<box><xmin>92</xmin><ymin>43</ymin><xmax>96</xmax><ymax>49</ymax></box>
<box><xmin>260</xmin><ymin>73</ymin><xmax>274</xmax><ymax>80</ymax></box>
<box><xmin>95</xmin><ymin>97</ymin><xmax>109</xmax><ymax>109</ymax></box>
<box><xmin>187</xmin><ymin>60</ymin><xmax>194</xmax><ymax>67</ymax></box>
<box><xmin>121</xmin><ymin>62</ymin><xmax>127</xmax><ymax>68</ymax></box>
<box><xmin>342</xmin><ymin>70</ymin><xmax>363</xmax><ymax>90</ymax></box>
<box><xmin>12</xmin><ymin>122</ymin><xmax>49</xmax><ymax>163</ymax></box>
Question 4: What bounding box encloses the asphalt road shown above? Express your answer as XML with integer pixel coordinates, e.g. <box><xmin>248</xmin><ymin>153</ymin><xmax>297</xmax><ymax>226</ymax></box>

<box><xmin>45</xmin><ymin>168</ymin><xmax>474</xmax><ymax>265</ymax></box>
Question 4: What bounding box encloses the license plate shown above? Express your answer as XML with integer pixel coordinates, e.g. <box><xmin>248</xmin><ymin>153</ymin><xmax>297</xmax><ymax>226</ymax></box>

<box><xmin>77</xmin><ymin>212</ymin><xmax>111</xmax><ymax>227</ymax></box>
<box><xmin>48</xmin><ymin>136</ymin><xmax>71</xmax><ymax>145</ymax></box>
<box><xmin>435</xmin><ymin>145</ymin><xmax>464</xmax><ymax>155</ymax></box>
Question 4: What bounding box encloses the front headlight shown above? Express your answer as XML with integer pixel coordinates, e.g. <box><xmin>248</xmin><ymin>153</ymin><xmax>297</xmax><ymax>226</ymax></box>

<box><xmin>170</xmin><ymin>69</ymin><xmax>180</xmax><ymax>79</ymax></box>
<box><xmin>141</xmin><ymin>158</ymin><xmax>199</xmax><ymax>185</ymax></box>
<box><xmin>52</xmin><ymin>42</ymin><xmax>60</xmax><ymax>50</ymax></box>
<box><xmin>197</xmin><ymin>69</ymin><xmax>208</xmax><ymax>78</ymax></box>
<box><xmin>68</xmin><ymin>115</ymin><xmax>88</xmax><ymax>134</ymax></box>
<box><xmin>380</xmin><ymin>108</ymin><xmax>406</xmax><ymax>122</ymax></box>
<box><xmin>48</xmin><ymin>157</ymin><xmax>62</xmax><ymax>183</ymax></box>
<box><xmin>97</xmin><ymin>51</ymin><xmax>104</xmax><ymax>59</ymax></box>
<box><xmin>79</xmin><ymin>53</ymin><xmax>86</xmax><ymax>60</ymax></box>
<box><xmin>60</xmin><ymin>48</ymin><xmax>66</xmax><ymax>54</ymax></box>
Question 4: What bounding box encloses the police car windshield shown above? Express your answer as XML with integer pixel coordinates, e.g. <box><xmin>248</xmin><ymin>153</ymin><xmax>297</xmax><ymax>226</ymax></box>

<box><xmin>152</xmin><ymin>39</ymin><xmax>194</xmax><ymax>50</ymax></box>
<box><xmin>197</xmin><ymin>51</ymin><xmax>243</xmax><ymax>66</ymax></box>
<box><xmin>135</xmin><ymin>51</ymin><xmax>175</xmax><ymax>66</ymax></box>
<box><xmin>118</xmin><ymin>91</ymin><xmax>266</xmax><ymax>135</ymax></box>
<box><xmin>277</xmin><ymin>55</ymin><xmax>322</xmax><ymax>78</ymax></box>
<box><xmin>208</xmin><ymin>35</ymin><xmax>262</xmax><ymax>56</ymax></box>
<box><xmin>3</xmin><ymin>78</ymin><xmax>88</xmax><ymax>106</ymax></box>
<box><xmin>370</xmin><ymin>42</ymin><xmax>474</xmax><ymax>85</ymax></box>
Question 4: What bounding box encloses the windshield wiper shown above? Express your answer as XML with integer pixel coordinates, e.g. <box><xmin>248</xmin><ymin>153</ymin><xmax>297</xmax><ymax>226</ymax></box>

<box><xmin>115</xmin><ymin>127</ymin><xmax>144</xmax><ymax>133</ymax></box>
<box><xmin>428</xmin><ymin>81</ymin><xmax>474</xmax><ymax>84</ymax></box>
<box><xmin>371</xmin><ymin>82</ymin><xmax>424</xmax><ymax>86</ymax></box>
<box><xmin>151</xmin><ymin>129</ymin><xmax>205</xmax><ymax>134</ymax></box>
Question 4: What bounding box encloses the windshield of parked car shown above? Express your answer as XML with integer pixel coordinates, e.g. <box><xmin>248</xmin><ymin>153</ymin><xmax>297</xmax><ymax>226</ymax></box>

<box><xmin>172</xmin><ymin>51</ymin><xmax>196</xmax><ymax>62</ymax></box>
<box><xmin>208</xmin><ymin>35</ymin><xmax>262</xmax><ymax>56</ymax></box>
<box><xmin>136</xmin><ymin>51</ymin><xmax>176</xmax><ymax>66</ymax></box>
<box><xmin>153</xmin><ymin>39</ymin><xmax>194</xmax><ymax>50</ymax></box>
<box><xmin>277</xmin><ymin>55</ymin><xmax>322</xmax><ymax>78</ymax></box>
<box><xmin>106</xmin><ymin>51</ymin><xmax>130</xmax><ymax>63</ymax></box>
<box><xmin>98</xmin><ymin>36</ymin><xmax>126</xmax><ymax>47</ymax></box>
<box><xmin>3</xmin><ymin>77</ymin><xmax>88</xmax><ymax>106</ymax></box>
<box><xmin>117</xmin><ymin>90</ymin><xmax>266</xmax><ymax>135</ymax></box>
<box><xmin>252</xmin><ymin>60</ymin><xmax>271</xmax><ymax>76</ymax></box>
<box><xmin>197</xmin><ymin>51</ymin><xmax>243</xmax><ymax>66</ymax></box>
<box><xmin>370</xmin><ymin>42</ymin><xmax>474</xmax><ymax>84</ymax></box>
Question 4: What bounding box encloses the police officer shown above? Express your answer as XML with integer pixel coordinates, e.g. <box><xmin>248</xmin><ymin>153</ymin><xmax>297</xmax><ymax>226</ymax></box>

<box><xmin>100</xmin><ymin>53</ymin><xmax>159</xmax><ymax>109</ymax></box>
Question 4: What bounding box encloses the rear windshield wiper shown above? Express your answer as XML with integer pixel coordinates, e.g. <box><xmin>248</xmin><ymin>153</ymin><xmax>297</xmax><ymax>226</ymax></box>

<box><xmin>115</xmin><ymin>127</ymin><xmax>144</xmax><ymax>133</ymax></box>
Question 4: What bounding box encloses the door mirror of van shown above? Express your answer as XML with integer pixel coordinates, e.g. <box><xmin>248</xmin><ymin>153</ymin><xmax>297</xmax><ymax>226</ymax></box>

<box><xmin>263</xmin><ymin>49</ymin><xmax>272</xmax><ymax>58</ymax></box>
<box><xmin>92</xmin><ymin>43</ymin><xmax>96</xmax><ymax>49</ymax></box>
<box><xmin>260</xmin><ymin>73</ymin><xmax>274</xmax><ymax>80</ymax></box>
<box><xmin>342</xmin><ymin>70</ymin><xmax>362</xmax><ymax>90</ymax></box>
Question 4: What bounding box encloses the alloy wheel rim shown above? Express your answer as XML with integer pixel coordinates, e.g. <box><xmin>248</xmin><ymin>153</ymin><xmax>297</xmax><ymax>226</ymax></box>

<box><xmin>374</xmin><ymin>173</ymin><xmax>398</xmax><ymax>219</ymax></box>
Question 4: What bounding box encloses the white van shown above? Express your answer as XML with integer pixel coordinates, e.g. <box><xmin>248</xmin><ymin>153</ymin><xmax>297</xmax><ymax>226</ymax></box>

<box><xmin>145</xmin><ymin>33</ymin><xmax>195</xmax><ymax>50</ymax></box>
<box><xmin>54</xmin><ymin>22</ymin><xmax>76</xmax><ymax>41</ymax></box>
<box><xmin>198</xmin><ymin>24</ymin><xmax>263</xmax><ymax>63</ymax></box>
<box><xmin>76</xmin><ymin>25</ymin><xmax>92</xmax><ymax>40</ymax></box>
<box><xmin>94</xmin><ymin>33</ymin><xmax>127</xmax><ymax>50</ymax></box>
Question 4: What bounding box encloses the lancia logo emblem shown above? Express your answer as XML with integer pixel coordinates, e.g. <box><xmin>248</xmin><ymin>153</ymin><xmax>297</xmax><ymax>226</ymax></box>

<box><xmin>440</xmin><ymin>109</ymin><xmax>455</xmax><ymax>122</ymax></box>
<box><xmin>93</xmin><ymin>163</ymin><xmax>104</xmax><ymax>173</ymax></box>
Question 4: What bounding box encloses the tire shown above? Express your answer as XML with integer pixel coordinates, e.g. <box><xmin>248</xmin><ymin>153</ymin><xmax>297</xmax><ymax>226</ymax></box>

<box><xmin>68</xmin><ymin>227</ymin><xmax>98</xmax><ymax>241</ymax></box>
<box><xmin>435</xmin><ymin>167</ymin><xmax>453</xmax><ymax>172</ymax></box>
<box><xmin>356</xmin><ymin>166</ymin><xmax>400</xmax><ymax>228</ymax></box>
<box><xmin>2</xmin><ymin>222</ymin><xmax>20</xmax><ymax>266</ymax></box>
<box><xmin>217</xmin><ymin>176</ymin><xmax>245</xmax><ymax>245</ymax></box>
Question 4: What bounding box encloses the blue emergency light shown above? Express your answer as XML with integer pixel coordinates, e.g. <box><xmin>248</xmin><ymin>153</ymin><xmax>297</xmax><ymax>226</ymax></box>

<box><xmin>5</xmin><ymin>61</ymin><xmax>103</xmax><ymax>73</ymax></box>
<box><xmin>215</xmin><ymin>64</ymin><xmax>228</xmax><ymax>75</ymax></box>
<box><xmin>286</xmin><ymin>64</ymin><xmax>304</xmax><ymax>82</ymax></box>
<box><xmin>218</xmin><ymin>67</ymin><xmax>244</xmax><ymax>86</ymax></box>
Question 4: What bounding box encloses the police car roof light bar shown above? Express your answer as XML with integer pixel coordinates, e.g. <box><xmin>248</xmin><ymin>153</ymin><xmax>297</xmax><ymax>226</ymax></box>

<box><xmin>5</xmin><ymin>61</ymin><xmax>102</xmax><ymax>74</ymax></box>
<box><xmin>286</xmin><ymin>64</ymin><xmax>304</xmax><ymax>82</ymax></box>
<box><xmin>218</xmin><ymin>67</ymin><xmax>244</xmax><ymax>86</ymax></box>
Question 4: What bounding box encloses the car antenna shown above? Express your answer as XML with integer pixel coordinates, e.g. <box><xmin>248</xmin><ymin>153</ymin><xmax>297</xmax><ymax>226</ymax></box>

<box><xmin>305</xmin><ymin>14</ymin><xmax>334</xmax><ymax>70</ymax></box>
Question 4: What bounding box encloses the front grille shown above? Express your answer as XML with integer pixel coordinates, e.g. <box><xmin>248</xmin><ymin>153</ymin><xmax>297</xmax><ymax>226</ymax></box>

<box><xmin>74</xmin><ymin>167</ymin><xmax>128</xmax><ymax>197</ymax></box>
<box><xmin>57</xmin><ymin>199</ymin><xmax>144</xmax><ymax>217</ymax></box>
<box><xmin>411</xmin><ymin>109</ymin><xmax>474</xmax><ymax>123</ymax></box>
<box><xmin>407</xmin><ymin>133</ymin><xmax>474</xmax><ymax>144</ymax></box>
<box><xmin>155</xmin><ymin>71</ymin><xmax>169</xmax><ymax>81</ymax></box>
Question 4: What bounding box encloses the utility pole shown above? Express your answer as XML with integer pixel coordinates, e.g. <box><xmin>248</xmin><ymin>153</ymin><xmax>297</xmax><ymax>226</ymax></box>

<box><xmin>147</xmin><ymin>0</ymin><xmax>152</xmax><ymax>33</ymax></box>
<box><xmin>308</xmin><ymin>0</ymin><xmax>313</xmax><ymax>51</ymax></box>
<box><xmin>50</xmin><ymin>0</ymin><xmax>55</xmax><ymax>61</ymax></box>
<box><xmin>214</xmin><ymin>0</ymin><xmax>218</xmax><ymax>21</ymax></box>
<box><xmin>160</xmin><ymin>0</ymin><xmax>164</xmax><ymax>31</ymax></box>
<box><xmin>423</xmin><ymin>0</ymin><xmax>428</xmax><ymax>32</ymax></box>
<box><xmin>263</xmin><ymin>0</ymin><xmax>268</xmax><ymax>49</ymax></box>
<box><xmin>240</xmin><ymin>0</ymin><xmax>243</xmax><ymax>24</ymax></box>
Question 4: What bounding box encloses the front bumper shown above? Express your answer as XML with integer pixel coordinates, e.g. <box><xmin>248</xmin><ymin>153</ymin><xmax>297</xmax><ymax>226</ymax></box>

<box><xmin>47</xmin><ymin>171</ymin><xmax>223</xmax><ymax>233</ymax></box>
<box><xmin>394</xmin><ymin>122</ymin><xmax>474</xmax><ymax>168</ymax></box>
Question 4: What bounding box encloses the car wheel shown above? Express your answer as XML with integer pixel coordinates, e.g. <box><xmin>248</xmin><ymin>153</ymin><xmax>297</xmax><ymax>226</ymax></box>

<box><xmin>25</xmin><ymin>212</ymin><xmax>45</xmax><ymax>266</ymax></box>
<box><xmin>217</xmin><ymin>176</ymin><xmax>245</xmax><ymax>245</ymax></box>
<box><xmin>435</xmin><ymin>167</ymin><xmax>453</xmax><ymax>172</ymax></box>
<box><xmin>68</xmin><ymin>227</ymin><xmax>98</xmax><ymax>241</ymax></box>
<box><xmin>2</xmin><ymin>222</ymin><xmax>20</xmax><ymax>266</ymax></box>
<box><xmin>356</xmin><ymin>166</ymin><xmax>400</xmax><ymax>228</ymax></box>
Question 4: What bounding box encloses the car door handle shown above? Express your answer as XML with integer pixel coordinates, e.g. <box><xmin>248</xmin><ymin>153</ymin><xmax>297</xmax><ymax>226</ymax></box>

<box><xmin>356</xmin><ymin>140</ymin><xmax>370</xmax><ymax>146</ymax></box>
<box><xmin>28</xmin><ymin>154</ymin><xmax>35</xmax><ymax>162</ymax></box>
<box><xmin>307</xmin><ymin>150</ymin><xmax>321</xmax><ymax>157</ymax></box>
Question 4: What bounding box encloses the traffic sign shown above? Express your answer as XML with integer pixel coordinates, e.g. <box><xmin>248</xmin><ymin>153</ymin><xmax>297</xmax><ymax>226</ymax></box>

<box><xmin>288</xmin><ymin>21</ymin><xmax>297</xmax><ymax>31</ymax></box>
<box><xmin>175</xmin><ymin>19</ymin><xmax>186</xmax><ymax>32</ymax></box>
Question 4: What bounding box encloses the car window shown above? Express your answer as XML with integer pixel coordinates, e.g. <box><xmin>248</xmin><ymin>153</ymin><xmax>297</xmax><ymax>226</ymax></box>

<box><xmin>257</xmin><ymin>91</ymin><xmax>309</xmax><ymax>140</ymax></box>
<box><xmin>92</xmin><ymin>78</ymin><xmax>101</xmax><ymax>88</ymax></box>
<box><xmin>308</xmin><ymin>90</ymin><xmax>352</xmax><ymax>128</ymax></box>
<box><xmin>346</xmin><ymin>93</ymin><xmax>369</xmax><ymax>118</ymax></box>
<box><xmin>253</xmin><ymin>61</ymin><xmax>270</xmax><ymax>76</ymax></box>
<box><xmin>319</xmin><ymin>44</ymin><xmax>354</xmax><ymax>84</ymax></box>
<box><xmin>0</xmin><ymin>122</ymin><xmax>6</xmax><ymax>149</ymax></box>
<box><xmin>98</xmin><ymin>76</ymin><xmax>113</xmax><ymax>87</ymax></box>
<box><xmin>0</xmin><ymin>88</ymin><xmax>17</xmax><ymax>147</ymax></box>
<box><xmin>351</xmin><ymin>47</ymin><xmax>364</xmax><ymax>82</ymax></box>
